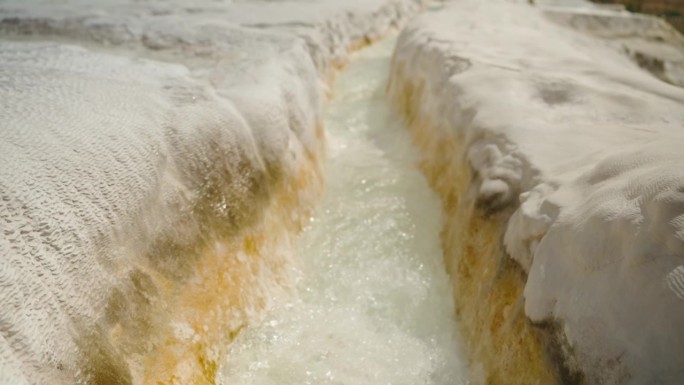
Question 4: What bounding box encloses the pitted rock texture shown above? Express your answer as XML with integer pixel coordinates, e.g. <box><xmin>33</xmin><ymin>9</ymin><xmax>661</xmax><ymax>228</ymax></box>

<box><xmin>0</xmin><ymin>39</ymin><xmax>314</xmax><ymax>385</ymax></box>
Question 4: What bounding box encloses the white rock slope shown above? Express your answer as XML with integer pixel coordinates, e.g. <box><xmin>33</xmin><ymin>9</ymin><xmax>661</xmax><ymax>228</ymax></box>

<box><xmin>0</xmin><ymin>1</ymin><xmax>424</xmax><ymax>384</ymax></box>
<box><xmin>389</xmin><ymin>0</ymin><xmax>684</xmax><ymax>383</ymax></box>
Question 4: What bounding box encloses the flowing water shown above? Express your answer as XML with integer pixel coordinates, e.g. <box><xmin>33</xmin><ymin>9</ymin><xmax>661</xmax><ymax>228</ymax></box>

<box><xmin>217</xmin><ymin>37</ymin><xmax>469</xmax><ymax>385</ymax></box>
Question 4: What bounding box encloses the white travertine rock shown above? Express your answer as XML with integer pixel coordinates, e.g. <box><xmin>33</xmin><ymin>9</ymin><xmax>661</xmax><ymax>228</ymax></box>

<box><xmin>0</xmin><ymin>1</ymin><xmax>424</xmax><ymax>384</ymax></box>
<box><xmin>541</xmin><ymin>4</ymin><xmax>684</xmax><ymax>87</ymax></box>
<box><xmin>389</xmin><ymin>0</ymin><xmax>684</xmax><ymax>383</ymax></box>
<box><xmin>0</xmin><ymin>37</ymin><xmax>317</xmax><ymax>385</ymax></box>
<box><xmin>0</xmin><ymin>0</ymin><xmax>420</xmax><ymax>74</ymax></box>
<box><xmin>526</xmin><ymin>143</ymin><xmax>684</xmax><ymax>384</ymax></box>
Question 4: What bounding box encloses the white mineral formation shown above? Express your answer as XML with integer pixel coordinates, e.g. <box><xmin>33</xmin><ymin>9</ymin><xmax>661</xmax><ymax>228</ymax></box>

<box><xmin>0</xmin><ymin>1</ymin><xmax>424</xmax><ymax>384</ymax></box>
<box><xmin>389</xmin><ymin>0</ymin><xmax>684</xmax><ymax>383</ymax></box>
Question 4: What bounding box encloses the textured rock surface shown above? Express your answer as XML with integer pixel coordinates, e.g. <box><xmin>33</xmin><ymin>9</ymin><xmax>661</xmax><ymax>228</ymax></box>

<box><xmin>0</xmin><ymin>1</ymin><xmax>424</xmax><ymax>384</ymax></box>
<box><xmin>541</xmin><ymin>1</ymin><xmax>684</xmax><ymax>87</ymax></box>
<box><xmin>388</xmin><ymin>0</ymin><xmax>684</xmax><ymax>383</ymax></box>
<box><xmin>592</xmin><ymin>0</ymin><xmax>684</xmax><ymax>33</ymax></box>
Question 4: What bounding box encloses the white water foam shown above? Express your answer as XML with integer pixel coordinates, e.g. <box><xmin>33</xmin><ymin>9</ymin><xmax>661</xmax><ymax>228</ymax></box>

<box><xmin>217</xmin><ymin>38</ymin><xmax>469</xmax><ymax>385</ymax></box>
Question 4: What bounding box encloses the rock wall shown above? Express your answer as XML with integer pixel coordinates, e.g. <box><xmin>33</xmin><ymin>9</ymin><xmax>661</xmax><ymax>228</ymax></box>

<box><xmin>388</xmin><ymin>1</ymin><xmax>684</xmax><ymax>383</ymax></box>
<box><xmin>0</xmin><ymin>1</ymin><xmax>425</xmax><ymax>384</ymax></box>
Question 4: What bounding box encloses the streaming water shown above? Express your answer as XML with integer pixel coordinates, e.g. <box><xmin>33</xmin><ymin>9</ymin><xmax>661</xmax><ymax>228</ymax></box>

<box><xmin>217</xmin><ymin>37</ymin><xmax>469</xmax><ymax>385</ymax></box>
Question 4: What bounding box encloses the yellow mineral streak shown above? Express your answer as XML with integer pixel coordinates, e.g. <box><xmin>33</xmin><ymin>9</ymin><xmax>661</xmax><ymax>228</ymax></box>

<box><xmin>388</xmin><ymin>65</ymin><xmax>556</xmax><ymax>385</ymax></box>
<box><xmin>83</xmin><ymin>128</ymin><xmax>324</xmax><ymax>385</ymax></box>
<box><xmin>115</xmin><ymin>30</ymin><xmax>408</xmax><ymax>385</ymax></box>
<box><xmin>140</xmin><ymin>147</ymin><xmax>324</xmax><ymax>385</ymax></box>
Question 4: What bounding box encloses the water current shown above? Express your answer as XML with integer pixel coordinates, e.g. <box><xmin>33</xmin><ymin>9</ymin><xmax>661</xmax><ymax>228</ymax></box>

<box><xmin>217</xmin><ymin>37</ymin><xmax>470</xmax><ymax>385</ymax></box>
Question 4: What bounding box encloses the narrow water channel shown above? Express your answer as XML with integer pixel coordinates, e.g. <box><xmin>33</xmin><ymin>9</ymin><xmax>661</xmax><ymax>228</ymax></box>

<box><xmin>217</xmin><ymin>38</ymin><xmax>469</xmax><ymax>385</ymax></box>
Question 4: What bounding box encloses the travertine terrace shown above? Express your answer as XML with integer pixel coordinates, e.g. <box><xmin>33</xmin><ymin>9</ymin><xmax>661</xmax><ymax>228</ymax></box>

<box><xmin>2</xmin><ymin>0</ymin><xmax>684</xmax><ymax>384</ymax></box>
<box><xmin>388</xmin><ymin>0</ymin><xmax>684</xmax><ymax>383</ymax></box>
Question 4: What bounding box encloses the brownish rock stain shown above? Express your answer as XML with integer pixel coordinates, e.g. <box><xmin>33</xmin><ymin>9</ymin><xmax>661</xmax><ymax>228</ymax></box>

<box><xmin>388</xmin><ymin>61</ymin><xmax>558</xmax><ymax>385</ymax></box>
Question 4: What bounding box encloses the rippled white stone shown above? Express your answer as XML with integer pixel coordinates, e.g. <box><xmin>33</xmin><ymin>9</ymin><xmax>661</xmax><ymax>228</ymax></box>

<box><xmin>0</xmin><ymin>1</ymin><xmax>425</xmax><ymax>383</ymax></box>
